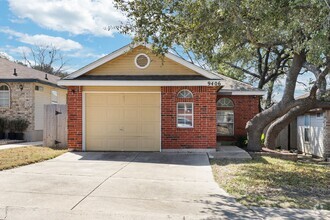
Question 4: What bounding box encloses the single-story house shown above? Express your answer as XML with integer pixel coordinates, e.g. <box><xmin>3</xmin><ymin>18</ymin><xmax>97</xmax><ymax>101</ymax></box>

<box><xmin>0</xmin><ymin>58</ymin><xmax>67</xmax><ymax>141</ymax></box>
<box><xmin>58</xmin><ymin>44</ymin><xmax>263</xmax><ymax>152</ymax></box>
<box><xmin>297</xmin><ymin>108</ymin><xmax>330</xmax><ymax>159</ymax></box>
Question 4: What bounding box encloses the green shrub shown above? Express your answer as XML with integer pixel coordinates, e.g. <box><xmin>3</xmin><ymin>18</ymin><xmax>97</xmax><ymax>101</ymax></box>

<box><xmin>13</xmin><ymin>118</ymin><xmax>30</xmax><ymax>133</ymax></box>
<box><xmin>0</xmin><ymin>118</ymin><xmax>8</xmax><ymax>133</ymax></box>
<box><xmin>8</xmin><ymin>119</ymin><xmax>16</xmax><ymax>133</ymax></box>
<box><xmin>236</xmin><ymin>135</ymin><xmax>248</xmax><ymax>148</ymax></box>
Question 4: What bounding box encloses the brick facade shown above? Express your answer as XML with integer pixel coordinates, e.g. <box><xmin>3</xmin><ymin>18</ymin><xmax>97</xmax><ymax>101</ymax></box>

<box><xmin>67</xmin><ymin>86</ymin><xmax>83</xmax><ymax>150</ymax></box>
<box><xmin>66</xmin><ymin>87</ymin><xmax>259</xmax><ymax>151</ymax></box>
<box><xmin>216</xmin><ymin>95</ymin><xmax>260</xmax><ymax>142</ymax></box>
<box><xmin>161</xmin><ymin>86</ymin><xmax>217</xmax><ymax>150</ymax></box>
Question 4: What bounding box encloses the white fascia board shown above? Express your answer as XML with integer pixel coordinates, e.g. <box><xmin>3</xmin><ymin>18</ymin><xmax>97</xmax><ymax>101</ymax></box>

<box><xmin>58</xmin><ymin>79</ymin><xmax>223</xmax><ymax>86</ymax></box>
<box><xmin>63</xmin><ymin>44</ymin><xmax>133</xmax><ymax>79</ymax></box>
<box><xmin>218</xmin><ymin>90</ymin><xmax>265</xmax><ymax>96</ymax></box>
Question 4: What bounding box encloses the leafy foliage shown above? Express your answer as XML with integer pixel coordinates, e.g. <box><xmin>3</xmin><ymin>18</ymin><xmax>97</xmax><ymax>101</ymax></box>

<box><xmin>115</xmin><ymin>0</ymin><xmax>330</xmax><ymax>150</ymax></box>
<box><xmin>114</xmin><ymin>0</ymin><xmax>329</xmax><ymax>108</ymax></box>
<box><xmin>0</xmin><ymin>118</ymin><xmax>8</xmax><ymax>133</ymax></box>
<box><xmin>115</xmin><ymin>0</ymin><xmax>329</xmax><ymax>64</ymax></box>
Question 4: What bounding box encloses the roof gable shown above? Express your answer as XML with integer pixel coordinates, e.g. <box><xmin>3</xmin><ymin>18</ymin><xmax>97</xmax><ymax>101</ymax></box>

<box><xmin>64</xmin><ymin>44</ymin><xmax>221</xmax><ymax>80</ymax></box>
<box><xmin>85</xmin><ymin>46</ymin><xmax>199</xmax><ymax>76</ymax></box>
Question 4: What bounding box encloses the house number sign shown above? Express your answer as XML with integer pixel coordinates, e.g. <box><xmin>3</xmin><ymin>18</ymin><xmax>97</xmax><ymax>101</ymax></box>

<box><xmin>207</xmin><ymin>81</ymin><xmax>222</xmax><ymax>86</ymax></box>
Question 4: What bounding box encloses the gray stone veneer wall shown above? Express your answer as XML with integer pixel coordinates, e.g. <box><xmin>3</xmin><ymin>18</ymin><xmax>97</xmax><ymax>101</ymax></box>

<box><xmin>0</xmin><ymin>82</ymin><xmax>35</xmax><ymax>140</ymax></box>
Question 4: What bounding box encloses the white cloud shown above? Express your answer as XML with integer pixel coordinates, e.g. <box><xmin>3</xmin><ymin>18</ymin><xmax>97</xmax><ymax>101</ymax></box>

<box><xmin>67</xmin><ymin>51</ymin><xmax>107</xmax><ymax>59</ymax></box>
<box><xmin>0</xmin><ymin>28</ymin><xmax>82</xmax><ymax>51</ymax></box>
<box><xmin>0</xmin><ymin>51</ymin><xmax>15</xmax><ymax>61</ymax></box>
<box><xmin>8</xmin><ymin>0</ymin><xmax>125</xmax><ymax>36</ymax></box>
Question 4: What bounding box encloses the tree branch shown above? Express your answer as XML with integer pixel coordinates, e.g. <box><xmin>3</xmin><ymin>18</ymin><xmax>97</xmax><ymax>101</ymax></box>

<box><xmin>223</xmin><ymin>61</ymin><xmax>260</xmax><ymax>78</ymax></box>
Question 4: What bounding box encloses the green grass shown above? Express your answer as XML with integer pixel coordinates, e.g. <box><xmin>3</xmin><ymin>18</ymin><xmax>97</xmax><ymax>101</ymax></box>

<box><xmin>0</xmin><ymin>146</ymin><xmax>67</xmax><ymax>171</ymax></box>
<box><xmin>211</xmin><ymin>157</ymin><xmax>330</xmax><ymax>210</ymax></box>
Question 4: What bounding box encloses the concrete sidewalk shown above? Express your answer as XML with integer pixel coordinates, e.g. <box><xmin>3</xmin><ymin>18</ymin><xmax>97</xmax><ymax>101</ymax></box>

<box><xmin>208</xmin><ymin>146</ymin><xmax>252</xmax><ymax>160</ymax></box>
<box><xmin>0</xmin><ymin>141</ymin><xmax>43</xmax><ymax>150</ymax></box>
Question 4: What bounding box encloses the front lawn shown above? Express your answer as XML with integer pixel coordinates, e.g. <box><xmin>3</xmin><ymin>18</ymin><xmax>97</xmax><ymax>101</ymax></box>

<box><xmin>0</xmin><ymin>146</ymin><xmax>67</xmax><ymax>171</ymax></box>
<box><xmin>211</xmin><ymin>157</ymin><xmax>330</xmax><ymax>210</ymax></box>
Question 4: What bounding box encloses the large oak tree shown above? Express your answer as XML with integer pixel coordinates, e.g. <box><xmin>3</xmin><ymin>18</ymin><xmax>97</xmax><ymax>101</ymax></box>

<box><xmin>114</xmin><ymin>0</ymin><xmax>330</xmax><ymax>150</ymax></box>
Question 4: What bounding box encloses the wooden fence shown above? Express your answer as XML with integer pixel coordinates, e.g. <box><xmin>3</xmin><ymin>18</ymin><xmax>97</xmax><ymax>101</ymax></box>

<box><xmin>43</xmin><ymin>104</ymin><xmax>67</xmax><ymax>148</ymax></box>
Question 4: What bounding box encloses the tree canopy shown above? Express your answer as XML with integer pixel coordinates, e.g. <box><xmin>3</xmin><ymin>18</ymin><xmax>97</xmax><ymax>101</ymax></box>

<box><xmin>114</xmin><ymin>0</ymin><xmax>330</xmax><ymax>150</ymax></box>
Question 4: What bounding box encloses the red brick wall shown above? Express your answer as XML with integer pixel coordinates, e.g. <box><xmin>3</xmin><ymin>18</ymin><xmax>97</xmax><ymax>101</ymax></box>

<box><xmin>216</xmin><ymin>95</ymin><xmax>259</xmax><ymax>141</ymax></box>
<box><xmin>161</xmin><ymin>86</ymin><xmax>217</xmax><ymax>150</ymax></box>
<box><xmin>67</xmin><ymin>86</ymin><xmax>83</xmax><ymax>150</ymax></box>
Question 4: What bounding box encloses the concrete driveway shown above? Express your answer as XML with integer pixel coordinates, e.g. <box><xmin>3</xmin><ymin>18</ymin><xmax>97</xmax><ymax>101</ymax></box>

<box><xmin>0</xmin><ymin>152</ymin><xmax>257</xmax><ymax>219</ymax></box>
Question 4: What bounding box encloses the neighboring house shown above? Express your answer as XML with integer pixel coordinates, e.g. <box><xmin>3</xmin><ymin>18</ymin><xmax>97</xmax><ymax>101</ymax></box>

<box><xmin>272</xmin><ymin>121</ymin><xmax>298</xmax><ymax>151</ymax></box>
<box><xmin>58</xmin><ymin>44</ymin><xmax>263</xmax><ymax>152</ymax></box>
<box><xmin>0</xmin><ymin>58</ymin><xmax>67</xmax><ymax>141</ymax></box>
<box><xmin>297</xmin><ymin>109</ymin><xmax>330</xmax><ymax>159</ymax></box>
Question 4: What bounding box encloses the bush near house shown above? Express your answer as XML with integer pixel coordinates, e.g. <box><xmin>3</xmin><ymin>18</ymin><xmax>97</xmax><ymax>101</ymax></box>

<box><xmin>0</xmin><ymin>118</ymin><xmax>7</xmax><ymax>139</ymax></box>
<box><xmin>211</xmin><ymin>157</ymin><xmax>330</xmax><ymax>210</ymax></box>
<box><xmin>1</xmin><ymin>118</ymin><xmax>30</xmax><ymax>140</ymax></box>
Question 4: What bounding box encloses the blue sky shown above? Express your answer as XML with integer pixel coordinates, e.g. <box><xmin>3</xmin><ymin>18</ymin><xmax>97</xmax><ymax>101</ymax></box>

<box><xmin>0</xmin><ymin>0</ymin><xmax>131</xmax><ymax>72</ymax></box>
<box><xmin>0</xmin><ymin>0</ymin><xmax>312</xmax><ymax>99</ymax></box>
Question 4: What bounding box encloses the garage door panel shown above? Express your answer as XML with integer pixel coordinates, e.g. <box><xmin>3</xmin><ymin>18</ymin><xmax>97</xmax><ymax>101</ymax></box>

<box><xmin>86</xmin><ymin>123</ymin><xmax>109</xmax><ymax>136</ymax></box>
<box><xmin>86</xmin><ymin>94</ymin><xmax>109</xmax><ymax>106</ymax></box>
<box><xmin>86</xmin><ymin>137</ymin><xmax>110</xmax><ymax>151</ymax></box>
<box><xmin>141</xmin><ymin>94</ymin><xmax>160</xmax><ymax>106</ymax></box>
<box><xmin>86</xmin><ymin>107</ymin><xmax>108</xmax><ymax>121</ymax></box>
<box><xmin>107</xmin><ymin>108</ymin><xmax>124</xmax><ymax>121</ymax></box>
<box><xmin>123</xmin><ymin>138</ymin><xmax>141</xmax><ymax>150</ymax></box>
<box><xmin>85</xmin><ymin>93</ymin><xmax>160</xmax><ymax>151</ymax></box>
<box><xmin>107</xmin><ymin>94</ymin><xmax>123</xmax><ymax>105</ymax></box>
<box><xmin>141</xmin><ymin>138</ymin><xmax>159</xmax><ymax>151</ymax></box>
<box><xmin>141</xmin><ymin>124</ymin><xmax>159</xmax><ymax>136</ymax></box>
<box><xmin>141</xmin><ymin>107</ymin><xmax>161</xmax><ymax>121</ymax></box>
<box><xmin>123</xmin><ymin>124</ymin><xmax>141</xmax><ymax>136</ymax></box>
<box><xmin>88</xmin><ymin>138</ymin><xmax>124</xmax><ymax>151</ymax></box>
<box><xmin>106</xmin><ymin>124</ymin><xmax>123</xmax><ymax>136</ymax></box>
<box><xmin>124</xmin><ymin>94</ymin><xmax>141</xmax><ymax>105</ymax></box>
<box><xmin>123</xmin><ymin>108</ymin><xmax>141</xmax><ymax>122</ymax></box>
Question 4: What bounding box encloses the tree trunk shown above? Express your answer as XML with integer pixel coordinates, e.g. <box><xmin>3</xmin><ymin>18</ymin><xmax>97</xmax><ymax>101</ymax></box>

<box><xmin>246</xmin><ymin>52</ymin><xmax>306</xmax><ymax>151</ymax></box>
<box><xmin>264</xmin><ymin>98</ymin><xmax>316</xmax><ymax>149</ymax></box>
<box><xmin>265</xmin><ymin>77</ymin><xmax>275</xmax><ymax>108</ymax></box>
<box><xmin>265</xmin><ymin>58</ymin><xmax>329</xmax><ymax>149</ymax></box>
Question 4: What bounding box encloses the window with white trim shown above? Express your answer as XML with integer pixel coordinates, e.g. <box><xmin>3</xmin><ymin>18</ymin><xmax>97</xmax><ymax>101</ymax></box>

<box><xmin>217</xmin><ymin>98</ymin><xmax>234</xmax><ymax>136</ymax></box>
<box><xmin>51</xmin><ymin>90</ymin><xmax>58</xmax><ymax>104</ymax></box>
<box><xmin>304</xmin><ymin>114</ymin><xmax>311</xmax><ymax>142</ymax></box>
<box><xmin>217</xmin><ymin>97</ymin><xmax>234</xmax><ymax>107</ymax></box>
<box><xmin>135</xmin><ymin>53</ymin><xmax>150</xmax><ymax>69</ymax></box>
<box><xmin>0</xmin><ymin>84</ymin><xmax>10</xmax><ymax>107</ymax></box>
<box><xmin>177</xmin><ymin>102</ymin><xmax>193</xmax><ymax>128</ymax></box>
<box><xmin>177</xmin><ymin>89</ymin><xmax>193</xmax><ymax>98</ymax></box>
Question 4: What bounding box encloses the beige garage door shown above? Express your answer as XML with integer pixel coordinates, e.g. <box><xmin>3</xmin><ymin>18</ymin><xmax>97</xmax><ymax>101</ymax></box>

<box><xmin>85</xmin><ymin>93</ymin><xmax>161</xmax><ymax>151</ymax></box>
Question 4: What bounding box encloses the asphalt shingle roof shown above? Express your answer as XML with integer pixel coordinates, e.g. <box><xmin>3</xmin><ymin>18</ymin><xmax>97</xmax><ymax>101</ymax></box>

<box><xmin>0</xmin><ymin>58</ymin><xmax>61</xmax><ymax>87</ymax></box>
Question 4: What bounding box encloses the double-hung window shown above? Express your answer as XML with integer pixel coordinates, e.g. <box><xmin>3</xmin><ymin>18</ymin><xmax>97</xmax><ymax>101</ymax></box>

<box><xmin>51</xmin><ymin>90</ymin><xmax>58</xmax><ymax>104</ymax></box>
<box><xmin>217</xmin><ymin>98</ymin><xmax>234</xmax><ymax>136</ymax></box>
<box><xmin>177</xmin><ymin>102</ymin><xmax>193</xmax><ymax>128</ymax></box>
<box><xmin>0</xmin><ymin>84</ymin><xmax>10</xmax><ymax>108</ymax></box>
